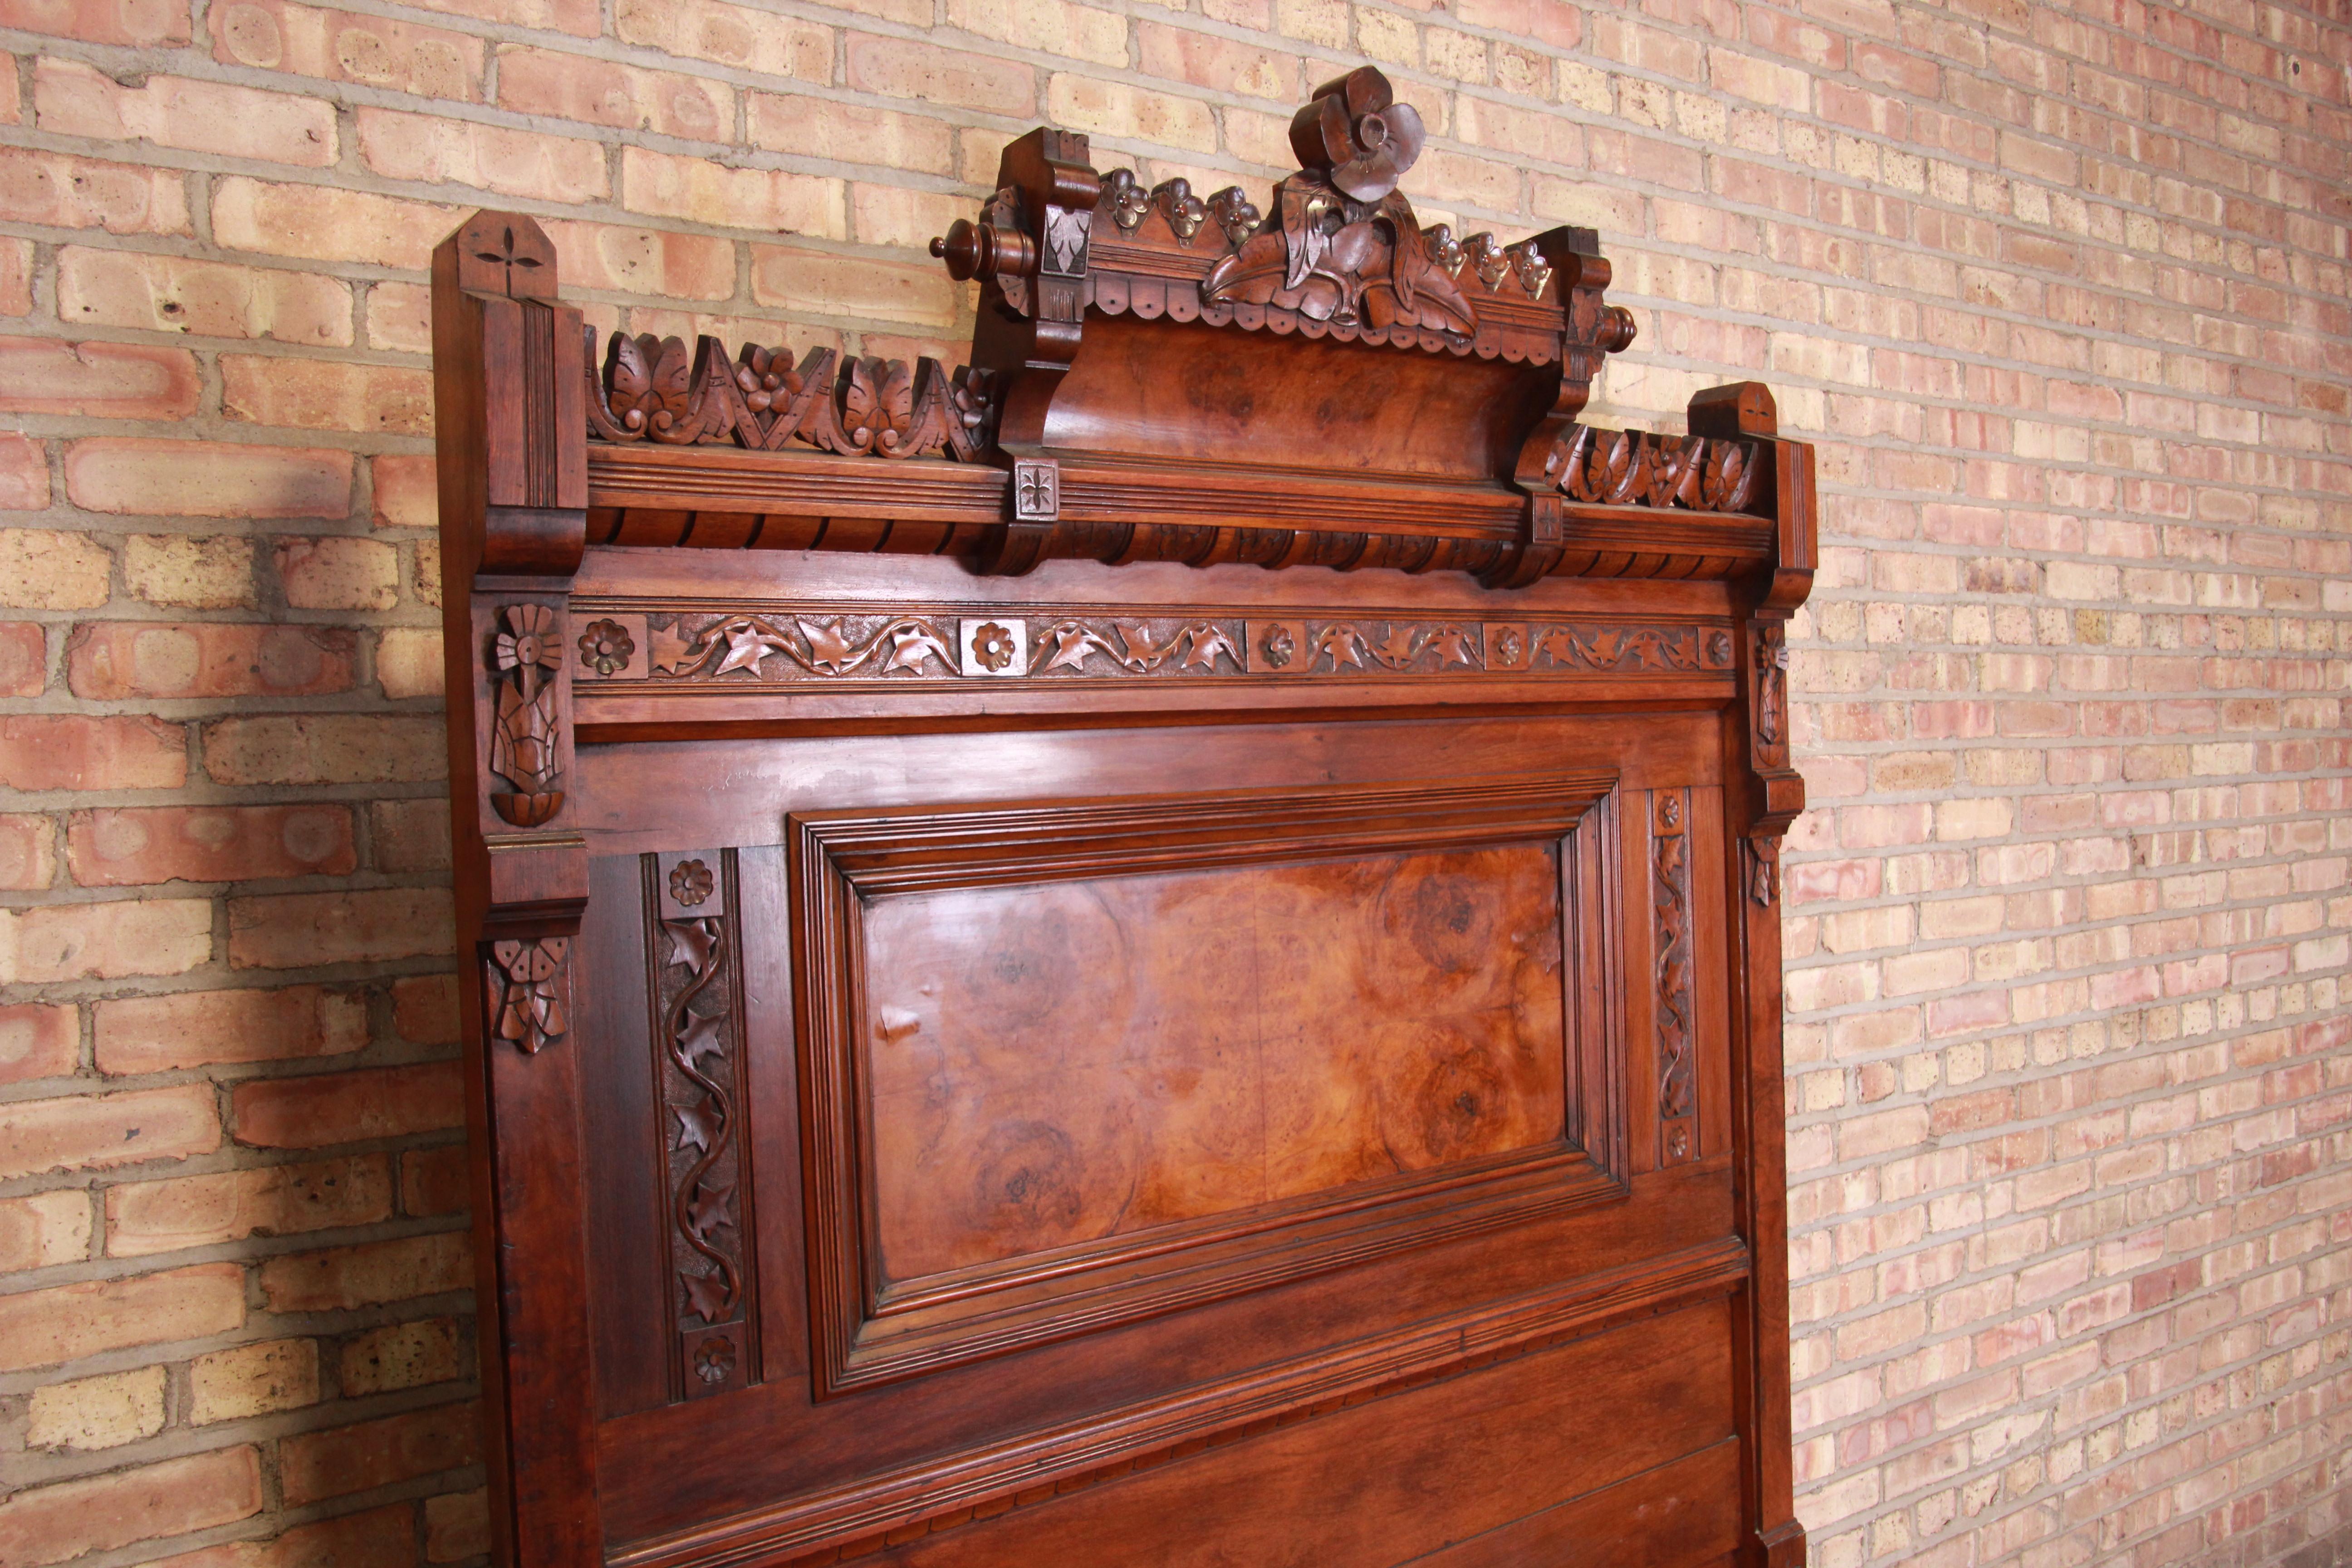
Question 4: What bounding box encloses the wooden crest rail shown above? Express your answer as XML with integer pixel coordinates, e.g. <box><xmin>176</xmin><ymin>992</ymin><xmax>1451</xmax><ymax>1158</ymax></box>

<box><xmin>435</xmin><ymin>66</ymin><xmax>1813</xmax><ymax>1568</ymax></box>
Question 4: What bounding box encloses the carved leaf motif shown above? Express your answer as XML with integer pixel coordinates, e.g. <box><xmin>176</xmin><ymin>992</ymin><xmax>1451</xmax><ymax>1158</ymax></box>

<box><xmin>667</xmin><ymin>918</ymin><xmax>719</xmax><ymax>973</ymax></box>
<box><xmin>1429</xmin><ymin>626</ymin><xmax>1478</xmax><ymax>667</ymax></box>
<box><xmin>687</xmin><ymin>1178</ymin><xmax>736</xmax><ymax>1240</ymax></box>
<box><xmin>650</xmin><ymin>620</ymin><xmax>694</xmax><ymax>675</ymax></box>
<box><xmin>1178</xmin><ymin>624</ymin><xmax>1243</xmax><ymax>671</ymax></box>
<box><xmin>799</xmin><ymin>618</ymin><xmax>859</xmax><ymax>674</ymax></box>
<box><xmin>678</xmin><ymin>1008</ymin><xmax>727</xmax><ymax>1068</ymax></box>
<box><xmin>1035</xmin><ymin>621</ymin><xmax>1118</xmax><ymax>674</ymax></box>
<box><xmin>683</xmin><ymin>1268</ymin><xmax>730</xmax><ymax>1323</ymax></box>
<box><xmin>877</xmin><ymin>622</ymin><xmax>955</xmax><ymax>675</ymax></box>
<box><xmin>676</xmin><ymin>1099</ymin><xmax>720</xmax><ymax>1153</ymax></box>
<box><xmin>713</xmin><ymin>622</ymin><xmax>777</xmax><ymax>677</ymax></box>
<box><xmin>1313</xmin><ymin>624</ymin><xmax>1369</xmax><ymax>670</ymax></box>
<box><xmin>1370</xmin><ymin>624</ymin><xmax>1424</xmax><ymax>667</ymax></box>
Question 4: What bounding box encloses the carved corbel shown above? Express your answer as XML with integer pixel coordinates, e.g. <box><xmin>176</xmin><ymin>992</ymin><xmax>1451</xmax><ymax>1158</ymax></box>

<box><xmin>1485</xmin><ymin>231</ymin><xmax>1635</xmax><ymax>589</ymax></box>
<box><xmin>1694</xmin><ymin>381</ymin><xmax>1809</xmax><ymax>906</ymax></box>
<box><xmin>931</xmin><ymin>128</ymin><xmax>1100</xmax><ymax>575</ymax></box>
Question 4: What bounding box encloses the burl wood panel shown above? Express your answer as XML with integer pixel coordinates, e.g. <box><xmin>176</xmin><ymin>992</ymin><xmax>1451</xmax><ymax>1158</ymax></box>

<box><xmin>862</xmin><ymin>842</ymin><xmax>1566</xmax><ymax>1282</ymax></box>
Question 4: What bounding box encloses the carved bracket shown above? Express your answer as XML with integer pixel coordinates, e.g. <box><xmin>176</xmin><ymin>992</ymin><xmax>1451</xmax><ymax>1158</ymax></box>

<box><xmin>1745</xmin><ymin>619</ymin><xmax>1797</xmax><ymax>908</ymax></box>
<box><xmin>1555</xmin><ymin>426</ymin><xmax>1762</xmax><ymax>514</ymax></box>
<box><xmin>487</xmin><ymin>603</ymin><xmax>565</xmax><ymax>827</ymax></box>
<box><xmin>488</xmin><ymin>938</ymin><xmax>570</xmax><ymax>1055</ymax></box>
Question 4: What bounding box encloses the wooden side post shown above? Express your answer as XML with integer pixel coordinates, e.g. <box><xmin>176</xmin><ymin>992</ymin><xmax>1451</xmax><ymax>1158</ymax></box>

<box><xmin>432</xmin><ymin>209</ymin><xmax>601</xmax><ymax>1568</ymax></box>
<box><xmin>1692</xmin><ymin>381</ymin><xmax>1813</xmax><ymax>1568</ymax></box>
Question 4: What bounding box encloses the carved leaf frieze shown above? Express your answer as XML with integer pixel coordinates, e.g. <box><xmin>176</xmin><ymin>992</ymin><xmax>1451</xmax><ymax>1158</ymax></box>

<box><xmin>588</xmin><ymin>611</ymin><xmax>1741</xmax><ymax>686</ymax></box>
<box><xmin>584</xmin><ymin>329</ymin><xmax>996</xmax><ymax>462</ymax></box>
<box><xmin>1555</xmin><ymin>425</ymin><xmax>1763</xmax><ymax>514</ymax></box>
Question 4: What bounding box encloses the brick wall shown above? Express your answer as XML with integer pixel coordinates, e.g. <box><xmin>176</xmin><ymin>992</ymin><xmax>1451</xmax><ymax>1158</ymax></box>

<box><xmin>0</xmin><ymin>0</ymin><xmax>2343</xmax><ymax>1564</ymax></box>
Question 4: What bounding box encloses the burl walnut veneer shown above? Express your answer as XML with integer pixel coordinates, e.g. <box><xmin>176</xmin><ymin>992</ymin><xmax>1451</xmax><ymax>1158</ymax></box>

<box><xmin>433</xmin><ymin>66</ymin><xmax>1814</xmax><ymax>1568</ymax></box>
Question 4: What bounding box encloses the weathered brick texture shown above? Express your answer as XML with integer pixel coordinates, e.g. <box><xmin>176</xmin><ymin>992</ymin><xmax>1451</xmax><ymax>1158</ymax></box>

<box><xmin>0</xmin><ymin>1</ymin><xmax>2344</xmax><ymax>1566</ymax></box>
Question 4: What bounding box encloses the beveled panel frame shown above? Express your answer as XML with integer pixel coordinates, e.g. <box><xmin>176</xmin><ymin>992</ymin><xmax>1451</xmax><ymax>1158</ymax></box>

<box><xmin>789</xmin><ymin>773</ymin><xmax>1627</xmax><ymax>1399</ymax></box>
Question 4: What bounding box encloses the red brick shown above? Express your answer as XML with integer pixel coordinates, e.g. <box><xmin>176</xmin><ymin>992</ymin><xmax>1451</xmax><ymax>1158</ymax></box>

<box><xmin>105</xmin><ymin>1153</ymin><xmax>393</xmax><ymax>1257</ymax></box>
<box><xmin>68</xmin><ymin>804</ymin><xmax>357</xmax><ymax>886</ymax></box>
<box><xmin>0</xmin><ymin>714</ymin><xmax>186</xmax><ymax>791</ymax></box>
<box><xmin>496</xmin><ymin>44</ymin><xmax>732</xmax><ymax>139</ymax></box>
<box><xmin>400</xmin><ymin>1143</ymin><xmax>470</xmax><ymax>1217</ymax></box>
<box><xmin>540</xmin><ymin>219</ymin><xmax>734</xmax><ymax>300</ymax></box>
<box><xmin>211</xmin><ymin>0</ymin><xmax>485</xmax><ymax>103</ymax></box>
<box><xmin>32</xmin><ymin>59</ymin><xmax>336</xmax><ymax>166</ymax></box>
<box><xmin>68</xmin><ymin>622</ymin><xmax>357</xmax><ymax>699</ymax></box>
<box><xmin>279</xmin><ymin>1401</ymin><xmax>482</xmax><ymax>1506</ymax></box>
<box><xmin>424</xmin><ymin>1490</ymin><xmax>490</xmax><ymax>1563</ymax></box>
<box><xmin>143</xmin><ymin>1503</ymin><xmax>414</xmax><ymax>1568</ymax></box>
<box><xmin>96</xmin><ymin>983</ymin><xmax>365</xmax><ymax>1073</ymax></box>
<box><xmin>0</xmin><ymin>1262</ymin><xmax>243</xmax><ymax>1371</ymax></box>
<box><xmin>232</xmin><ymin>1060</ymin><xmax>463</xmax><ymax>1148</ymax></box>
<box><xmin>59</xmin><ymin>246</ymin><xmax>352</xmax><ymax>344</ymax></box>
<box><xmin>226</xmin><ymin>886</ymin><xmax>454</xmax><ymax>968</ymax></box>
<box><xmin>210</xmin><ymin>176</ymin><xmax>456</xmax><ymax>270</ymax></box>
<box><xmin>201</xmin><ymin>714</ymin><xmax>443</xmax><ymax>785</ymax></box>
<box><xmin>66</xmin><ymin>437</ymin><xmax>351</xmax><ymax>518</ymax></box>
<box><xmin>357</xmin><ymin>106</ymin><xmax>610</xmax><ymax>203</ymax></box>
<box><xmin>0</xmin><ymin>811</ymin><xmax>55</xmax><ymax>890</ymax></box>
<box><xmin>0</xmin><ymin>1001</ymin><xmax>77</xmax><ymax>1084</ymax></box>
<box><xmin>0</xmin><ymin>239</ymin><xmax>29</xmax><ymax>315</ymax></box>
<box><xmin>0</xmin><ymin>1083</ymin><xmax>220</xmax><ymax>1178</ymax></box>
<box><xmin>0</xmin><ymin>1447</ymin><xmax>261</xmax><ymax>1568</ymax></box>
<box><xmin>223</xmin><ymin>356</ymin><xmax>433</xmax><ymax>436</ymax></box>
<box><xmin>371</xmin><ymin>799</ymin><xmax>451</xmax><ymax>873</ymax></box>
<box><xmin>0</xmin><ymin>0</ymin><xmax>192</xmax><ymax>46</ymax></box>
<box><xmin>392</xmin><ymin>971</ymin><xmax>460</xmax><ymax>1044</ymax></box>
<box><xmin>0</xmin><ymin>146</ymin><xmax>191</xmax><ymax>233</ymax></box>
<box><xmin>0</xmin><ymin>432</ymin><xmax>46</xmax><ymax>509</ymax></box>
<box><xmin>259</xmin><ymin>1230</ymin><xmax>471</xmax><ymax>1313</ymax></box>
<box><xmin>846</xmin><ymin>32</ymin><xmax>1037</xmax><ymax>116</ymax></box>
<box><xmin>0</xmin><ymin>338</ymin><xmax>200</xmax><ymax>420</ymax></box>
<box><xmin>369</xmin><ymin>453</ymin><xmax>437</xmax><ymax>529</ymax></box>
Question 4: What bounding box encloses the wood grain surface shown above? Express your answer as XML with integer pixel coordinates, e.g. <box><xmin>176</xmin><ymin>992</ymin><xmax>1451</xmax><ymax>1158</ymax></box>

<box><xmin>863</xmin><ymin>843</ymin><xmax>1567</xmax><ymax>1279</ymax></box>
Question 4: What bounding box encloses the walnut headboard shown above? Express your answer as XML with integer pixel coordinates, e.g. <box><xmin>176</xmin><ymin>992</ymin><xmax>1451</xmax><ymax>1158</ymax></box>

<box><xmin>434</xmin><ymin>66</ymin><xmax>1814</xmax><ymax>1568</ymax></box>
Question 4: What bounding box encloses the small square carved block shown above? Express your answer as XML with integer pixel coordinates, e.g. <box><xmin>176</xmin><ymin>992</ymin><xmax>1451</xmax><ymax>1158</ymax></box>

<box><xmin>959</xmin><ymin>617</ymin><xmax>1028</xmax><ymax>678</ymax></box>
<box><xmin>1011</xmin><ymin>458</ymin><xmax>1059</xmax><ymax>521</ymax></box>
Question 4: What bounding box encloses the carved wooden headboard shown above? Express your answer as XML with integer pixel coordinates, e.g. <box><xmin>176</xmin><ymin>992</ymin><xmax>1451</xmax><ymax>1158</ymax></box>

<box><xmin>434</xmin><ymin>66</ymin><xmax>1813</xmax><ymax>1568</ymax></box>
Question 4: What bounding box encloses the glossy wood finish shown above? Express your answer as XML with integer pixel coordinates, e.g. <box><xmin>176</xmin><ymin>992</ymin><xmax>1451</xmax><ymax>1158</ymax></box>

<box><xmin>433</xmin><ymin>63</ymin><xmax>1813</xmax><ymax>1568</ymax></box>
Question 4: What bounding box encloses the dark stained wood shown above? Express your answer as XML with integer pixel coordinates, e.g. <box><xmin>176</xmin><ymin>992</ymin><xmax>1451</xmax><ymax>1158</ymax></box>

<box><xmin>433</xmin><ymin>61</ymin><xmax>1813</xmax><ymax>1568</ymax></box>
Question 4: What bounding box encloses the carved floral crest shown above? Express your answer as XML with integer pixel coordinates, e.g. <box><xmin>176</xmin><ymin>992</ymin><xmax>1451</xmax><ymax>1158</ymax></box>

<box><xmin>1202</xmin><ymin>68</ymin><xmax>1480</xmax><ymax>337</ymax></box>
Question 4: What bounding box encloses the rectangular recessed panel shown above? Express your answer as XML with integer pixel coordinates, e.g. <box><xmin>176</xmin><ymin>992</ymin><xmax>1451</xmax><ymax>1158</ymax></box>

<box><xmin>861</xmin><ymin>843</ymin><xmax>1567</xmax><ymax>1284</ymax></box>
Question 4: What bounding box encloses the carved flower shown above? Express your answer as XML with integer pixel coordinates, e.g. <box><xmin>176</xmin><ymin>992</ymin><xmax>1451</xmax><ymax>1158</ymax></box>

<box><xmin>1102</xmin><ymin>168</ymin><xmax>1152</xmax><ymax>231</ymax></box>
<box><xmin>1208</xmin><ymin>186</ymin><xmax>1262</xmax><ymax>248</ymax></box>
<box><xmin>1509</xmin><ymin>242</ymin><xmax>1553</xmax><ymax>298</ymax></box>
<box><xmin>693</xmin><ymin>1335</ymin><xmax>736</xmax><ymax>1386</ymax></box>
<box><xmin>1467</xmin><ymin>232</ymin><xmax>1511</xmax><ymax>291</ymax></box>
<box><xmin>1155</xmin><ymin>177</ymin><xmax>1207</xmax><ymax>242</ymax></box>
<box><xmin>1492</xmin><ymin>627</ymin><xmax>1523</xmax><ymax>666</ymax></box>
<box><xmin>730</xmin><ymin>343</ymin><xmax>800</xmax><ymax>416</ymax></box>
<box><xmin>1261</xmin><ymin>624</ymin><xmax>1296</xmax><ymax>670</ymax></box>
<box><xmin>491</xmin><ymin>604</ymin><xmax>563</xmax><ymax>678</ymax></box>
<box><xmin>1706</xmin><ymin>630</ymin><xmax>1735</xmax><ymax>667</ymax></box>
<box><xmin>971</xmin><ymin>622</ymin><xmax>1017</xmax><ymax>672</ymax></box>
<box><xmin>578</xmin><ymin>618</ymin><xmax>635</xmax><ymax>676</ymax></box>
<box><xmin>1424</xmin><ymin>223</ymin><xmax>1467</xmax><ymax>279</ymax></box>
<box><xmin>1289</xmin><ymin>67</ymin><xmax>1426</xmax><ymax>202</ymax></box>
<box><xmin>669</xmin><ymin>858</ymin><xmax>714</xmax><ymax>909</ymax></box>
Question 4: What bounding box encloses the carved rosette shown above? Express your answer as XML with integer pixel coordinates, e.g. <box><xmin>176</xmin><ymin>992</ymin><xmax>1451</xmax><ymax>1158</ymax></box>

<box><xmin>651</xmin><ymin>850</ymin><xmax>753</xmax><ymax>1398</ymax></box>
<box><xmin>487</xmin><ymin>603</ymin><xmax>565</xmax><ymax>827</ymax></box>
<box><xmin>1652</xmin><ymin>791</ymin><xmax>1697</xmax><ymax>1167</ymax></box>
<box><xmin>596</xmin><ymin>610</ymin><xmax>1743</xmax><ymax>686</ymax></box>
<box><xmin>487</xmin><ymin>938</ymin><xmax>570</xmax><ymax>1055</ymax></box>
<box><xmin>584</xmin><ymin>330</ymin><xmax>996</xmax><ymax>462</ymax></box>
